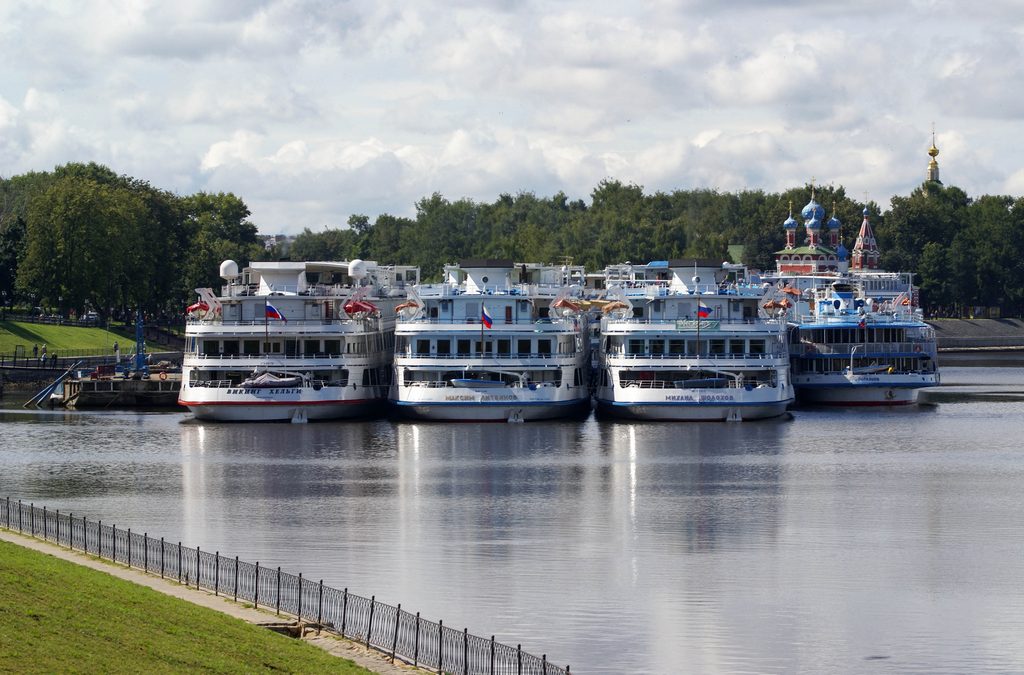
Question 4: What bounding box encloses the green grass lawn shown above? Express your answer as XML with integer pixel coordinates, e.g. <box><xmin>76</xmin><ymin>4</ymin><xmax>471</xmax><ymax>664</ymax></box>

<box><xmin>0</xmin><ymin>321</ymin><xmax>159</xmax><ymax>356</ymax></box>
<box><xmin>0</xmin><ymin>539</ymin><xmax>371</xmax><ymax>674</ymax></box>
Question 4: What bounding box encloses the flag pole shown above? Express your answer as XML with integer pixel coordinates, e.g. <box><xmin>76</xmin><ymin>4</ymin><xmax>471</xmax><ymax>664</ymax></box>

<box><xmin>264</xmin><ymin>298</ymin><xmax>269</xmax><ymax>351</ymax></box>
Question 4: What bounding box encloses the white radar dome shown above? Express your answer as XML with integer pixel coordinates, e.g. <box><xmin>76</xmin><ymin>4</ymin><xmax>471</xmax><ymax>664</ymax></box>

<box><xmin>348</xmin><ymin>259</ymin><xmax>368</xmax><ymax>280</ymax></box>
<box><xmin>219</xmin><ymin>260</ymin><xmax>239</xmax><ymax>279</ymax></box>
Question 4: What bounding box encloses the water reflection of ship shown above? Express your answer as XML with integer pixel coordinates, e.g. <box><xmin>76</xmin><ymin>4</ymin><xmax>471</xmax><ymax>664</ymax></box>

<box><xmin>596</xmin><ymin>421</ymin><xmax>787</xmax><ymax>553</ymax></box>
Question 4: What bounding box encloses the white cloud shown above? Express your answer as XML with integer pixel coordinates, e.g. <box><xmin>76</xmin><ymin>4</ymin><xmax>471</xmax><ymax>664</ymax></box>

<box><xmin>1</xmin><ymin>0</ymin><xmax>1022</xmax><ymax>233</ymax></box>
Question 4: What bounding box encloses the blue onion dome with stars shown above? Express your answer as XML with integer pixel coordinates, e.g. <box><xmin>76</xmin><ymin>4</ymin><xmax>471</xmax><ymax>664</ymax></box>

<box><xmin>801</xmin><ymin>197</ymin><xmax>825</xmax><ymax>221</ymax></box>
<box><xmin>837</xmin><ymin>241</ymin><xmax>849</xmax><ymax>261</ymax></box>
<box><xmin>784</xmin><ymin>213</ymin><xmax>798</xmax><ymax>229</ymax></box>
<box><xmin>827</xmin><ymin>212</ymin><xmax>841</xmax><ymax>230</ymax></box>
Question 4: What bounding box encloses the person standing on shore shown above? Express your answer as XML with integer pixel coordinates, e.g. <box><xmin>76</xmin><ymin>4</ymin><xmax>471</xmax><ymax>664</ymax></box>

<box><xmin>114</xmin><ymin>340</ymin><xmax>120</xmax><ymax>364</ymax></box>
<box><xmin>39</xmin><ymin>344</ymin><xmax>47</xmax><ymax>365</ymax></box>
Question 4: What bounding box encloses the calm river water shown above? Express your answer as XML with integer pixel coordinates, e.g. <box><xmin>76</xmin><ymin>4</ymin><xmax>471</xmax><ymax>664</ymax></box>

<box><xmin>3</xmin><ymin>366</ymin><xmax>1024</xmax><ymax>674</ymax></box>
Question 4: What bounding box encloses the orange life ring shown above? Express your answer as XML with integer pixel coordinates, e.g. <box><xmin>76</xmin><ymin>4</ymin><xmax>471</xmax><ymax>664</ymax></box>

<box><xmin>159</xmin><ymin>371</ymin><xmax>167</xmax><ymax>381</ymax></box>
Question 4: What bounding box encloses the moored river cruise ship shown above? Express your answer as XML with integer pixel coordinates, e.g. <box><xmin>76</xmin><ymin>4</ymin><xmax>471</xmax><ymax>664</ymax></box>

<box><xmin>594</xmin><ymin>260</ymin><xmax>794</xmax><ymax>421</ymax></box>
<box><xmin>390</xmin><ymin>259</ymin><xmax>592</xmax><ymax>421</ymax></box>
<box><xmin>786</xmin><ymin>275</ymin><xmax>939</xmax><ymax>405</ymax></box>
<box><xmin>180</xmin><ymin>259</ymin><xmax>419</xmax><ymax>422</ymax></box>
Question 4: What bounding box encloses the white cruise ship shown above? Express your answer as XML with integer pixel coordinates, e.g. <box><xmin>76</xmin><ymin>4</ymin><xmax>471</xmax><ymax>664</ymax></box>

<box><xmin>179</xmin><ymin>259</ymin><xmax>419</xmax><ymax>422</ymax></box>
<box><xmin>594</xmin><ymin>260</ymin><xmax>794</xmax><ymax>421</ymax></box>
<box><xmin>786</xmin><ymin>276</ymin><xmax>940</xmax><ymax>405</ymax></box>
<box><xmin>390</xmin><ymin>259</ymin><xmax>592</xmax><ymax>422</ymax></box>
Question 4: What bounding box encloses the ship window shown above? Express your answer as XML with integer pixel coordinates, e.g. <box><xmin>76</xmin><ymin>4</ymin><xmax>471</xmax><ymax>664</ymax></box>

<box><xmin>285</xmin><ymin>340</ymin><xmax>297</xmax><ymax>356</ymax></box>
<box><xmin>518</xmin><ymin>339</ymin><xmax>532</xmax><ymax>355</ymax></box>
<box><xmin>709</xmin><ymin>339</ymin><xmax>725</xmax><ymax>355</ymax></box>
<box><xmin>669</xmin><ymin>339</ymin><xmax>685</xmax><ymax>354</ymax></box>
<box><xmin>201</xmin><ymin>340</ymin><xmax>218</xmax><ymax>356</ymax></box>
<box><xmin>632</xmin><ymin>307</ymin><xmax>644</xmax><ymax>318</ymax></box>
<box><xmin>325</xmin><ymin>339</ymin><xmax>341</xmax><ymax>356</ymax></box>
<box><xmin>222</xmin><ymin>341</ymin><xmax>240</xmax><ymax>356</ymax></box>
<box><xmin>539</xmin><ymin>307</ymin><xmax>550</xmax><ymax>319</ymax></box>
<box><xmin>243</xmin><ymin>340</ymin><xmax>260</xmax><ymax>356</ymax></box>
<box><xmin>416</xmin><ymin>339</ymin><xmax>430</xmax><ymax>355</ymax></box>
<box><xmin>336</xmin><ymin>369</ymin><xmax>349</xmax><ymax>386</ymax></box>
<box><xmin>650</xmin><ymin>340</ymin><xmax>665</xmax><ymax>355</ymax></box>
<box><xmin>465</xmin><ymin>302</ymin><xmax>478</xmax><ymax>320</ymax></box>
<box><xmin>457</xmin><ymin>339</ymin><xmax>471</xmax><ymax>355</ymax></box>
<box><xmin>749</xmin><ymin>339</ymin><xmax>765</xmax><ymax>355</ymax></box>
<box><xmin>574</xmin><ymin>368</ymin><xmax>583</xmax><ymax>386</ymax></box>
<box><xmin>628</xmin><ymin>339</ymin><xmax>644</xmax><ymax>355</ymax></box>
<box><xmin>497</xmin><ymin>339</ymin><xmax>511</xmax><ymax>356</ymax></box>
<box><xmin>304</xmin><ymin>339</ymin><xmax>319</xmax><ymax>355</ymax></box>
<box><xmin>538</xmin><ymin>339</ymin><xmax>552</xmax><ymax>355</ymax></box>
<box><xmin>436</xmin><ymin>339</ymin><xmax>451</xmax><ymax>355</ymax></box>
<box><xmin>429</xmin><ymin>306</ymin><xmax>439</xmax><ymax>319</ymax></box>
<box><xmin>729</xmin><ymin>339</ymin><xmax>745</xmax><ymax>355</ymax></box>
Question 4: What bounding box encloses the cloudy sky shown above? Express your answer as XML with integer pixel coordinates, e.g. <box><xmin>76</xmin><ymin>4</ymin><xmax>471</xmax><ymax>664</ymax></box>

<box><xmin>2</xmin><ymin>1</ymin><xmax>1022</xmax><ymax>234</ymax></box>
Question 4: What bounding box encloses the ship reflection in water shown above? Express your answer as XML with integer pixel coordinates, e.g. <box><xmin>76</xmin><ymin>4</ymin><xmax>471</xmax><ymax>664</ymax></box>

<box><xmin>3</xmin><ymin>367</ymin><xmax>1024</xmax><ymax>673</ymax></box>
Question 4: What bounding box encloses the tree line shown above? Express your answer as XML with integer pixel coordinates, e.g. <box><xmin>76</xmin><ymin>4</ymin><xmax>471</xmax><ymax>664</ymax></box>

<box><xmin>2</xmin><ymin>162</ymin><xmax>1022</xmax><ymax>319</ymax></box>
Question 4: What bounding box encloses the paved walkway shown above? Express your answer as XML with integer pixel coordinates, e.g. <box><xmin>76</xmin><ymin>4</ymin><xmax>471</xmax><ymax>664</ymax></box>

<box><xmin>0</xmin><ymin>528</ymin><xmax>418</xmax><ymax>675</ymax></box>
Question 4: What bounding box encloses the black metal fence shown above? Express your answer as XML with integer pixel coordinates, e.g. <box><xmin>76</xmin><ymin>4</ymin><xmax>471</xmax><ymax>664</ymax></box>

<box><xmin>1</xmin><ymin>498</ymin><xmax>569</xmax><ymax>675</ymax></box>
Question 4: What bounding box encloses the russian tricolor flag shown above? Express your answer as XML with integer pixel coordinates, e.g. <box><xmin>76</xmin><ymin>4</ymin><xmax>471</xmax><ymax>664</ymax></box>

<box><xmin>697</xmin><ymin>301</ymin><xmax>711</xmax><ymax>319</ymax></box>
<box><xmin>266</xmin><ymin>303</ymin><xmax>287</xmax><ymax>322</ymax></box>
<box><xmin>481</xmin><ymin>305</ymin><xmax>493</xmax><ymax>328</ymax></box>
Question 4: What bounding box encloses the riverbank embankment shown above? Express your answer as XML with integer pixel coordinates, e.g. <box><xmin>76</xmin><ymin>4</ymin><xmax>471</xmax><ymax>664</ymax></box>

<box><xmin>0</xmin><ymin>532</ymin><xmax>415</xmax><ymax>671</ymax></box>
<box><xmin>929</xmin><ymin>318</ymin><xmax>1024</xmax><ymax>366</ymax></box>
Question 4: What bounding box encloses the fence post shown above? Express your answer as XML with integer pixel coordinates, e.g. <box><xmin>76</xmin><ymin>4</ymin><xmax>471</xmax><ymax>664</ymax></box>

<box><xmin>128</xmin><ymin>528</ymin><xmax>132</xmax><ymax>568</ymax></box>
<box><xmin>439</xmin><ymin>619</ymin><xmax>444</xmax><ymax>674</ymax></box>
<box><xmin>56</xmin><ymin>510</ymin><xmax>61</xmax><ymax>544</ymax></box>
<box><xmin>144</xmin><ymin>533</ymin><xmax>148</xmax><ymax>572</ymax></box>
<box><xmin>234</xmin><ymin>557</ymin><xmax>238</xmax><ymax>602</ymax></box>
<box><xmin>18</xmin><ymin>500</ymin><xmax>22</xmax><ymax>533</ymax></box>
<box><xmin>490</xmin><ymin>635</ymin><xmax>495</xmax><ymax>675</ymax></box>
<box><xmin>30</xmin><ymin>503</ymin><xmax>34</xmax><ymax>536</ymax></box>
<box><xmin>68</xmin><ymin>513</ymin><xmax>73</xmax><ymax>549</ymax></box>
<box><xmin>517</xmin><ymin>644</ymin><xmax>522</xmax><ymax>675</ymax></box>
<box><xmin>98</xmin><ymin>520</ymin><xmax>102</xmax><ymax>557</ymax></box>
<box><xmin>340</xmin><ymin>588</ymin><xmax>348</xmax><ymax>638</ymax></box>
<box><xmin>254</xmin><ymin>562</ymin><xmax>260</xmax><ymax>608</ymax></box>
<box><xmin>196</xmin><ymin>547</ymin><xmax>201</xmax><ymax>589</ymax></box>
<box><xmin>366</xmin><ymin>595</ymin><xmax>375</xmax><ymax>648</ymax></box>
<box><xmin>297</xmin><ymin>573</ymin><xmax>303</xmax><ymax>619</ymax></box>
<box><xmin>413</xmin><ymin>613</ymin><xmax>420</xmax><ymax>667</ymax></box>
<box><xmin>177</xmin><ymin>543</ymin><xmax>182</xmax><ymax>582</ymax></box>
<box><xmin>112</xmin><ymin>524</ymin><xmax>117</xmax><ymax>562</ymax></box>
<box><xmin>542</xmin><ymin>654</ymin><xmax>547</xmax><ymax>674</ymax></box>
<box><xmin>43</xmin><ymin>506</ymin><xmax>47</xmax><ymax>541</ymax></box>
<box><xmin>390</xmin><ymin>603</ymin><xmax>400</xmax><ymax>663</ymax></box>
<box><xmin>275</xmin><ymin>566</ymin><xmax>281</xmax><ymax>616</ymax></box>
<box><xmin>463</xmin><ymin>628</ymin><xmax>469</xmax><ymax>675</ymax></box>
<box><xmin>317</xmin><ymin>580</ymin><xmax>323</xmax><ymax>630</ymax></box>
<box><xmin>83</xmin><ymin>516</ymin><xmax>87</xmax><ymax>553</ymax></box>
<box><xmin>214</xmin><ymin>552</ymin><xmax>219</xmax><ymax>597</ymax></box>
<box><xmin>4</xmin><ymin>497</ymin><xmax>8</xmax><ymax>529</ymax></box>
<box><xmin>160</xmin><ymin>537</ymin><xmax>165</xmax><ymax>578</ymax></box>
